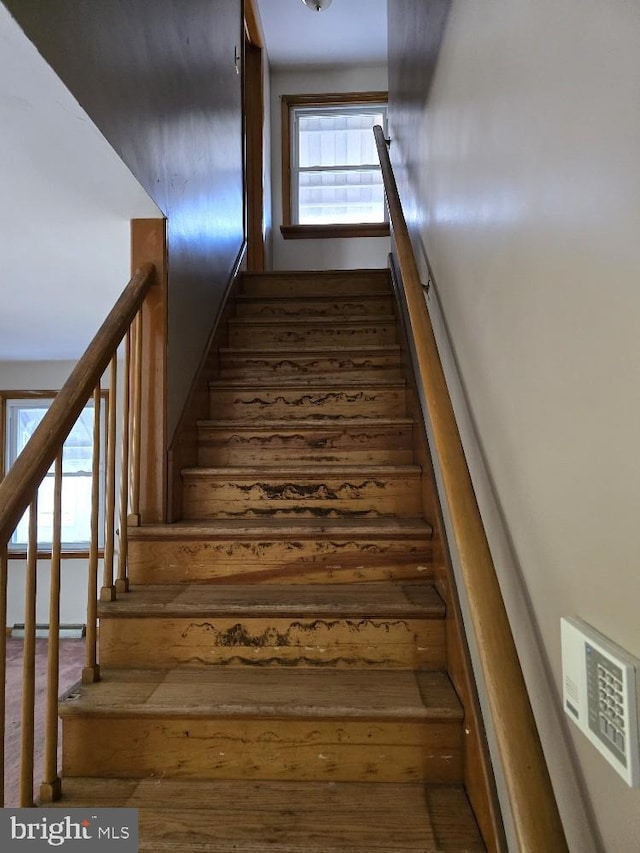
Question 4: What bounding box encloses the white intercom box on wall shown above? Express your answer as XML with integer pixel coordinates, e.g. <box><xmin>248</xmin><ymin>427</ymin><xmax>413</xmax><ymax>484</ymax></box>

<box><xmin>561</xmin><ymin>617</ymin><xmax>640</xmax><ymax>787</ymax></box>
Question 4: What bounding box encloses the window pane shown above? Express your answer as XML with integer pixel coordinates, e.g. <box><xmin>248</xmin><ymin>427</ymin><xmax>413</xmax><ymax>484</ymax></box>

<box><xmin>298</xmin><ymin>169</ymin><xmax>385</xmax><ymax>224</ymax></box>
<box><xmin>7</xmin><ymin>399</ymin><xmax>102</xmax><ymax>548</ymax></box>
<box><xmin>298</xmin><ymin>111</ymin><xmax>384</xmax><ymax>169</ymax></box>
<box><xmin>15</xmin><ymin>407</ymin><xmax>48</xmax><ymax>455</ymax></box>
<box><xmin>63</xmin><ymin>407</ymin><xmax>95</xmax><ymax>474</ymax></box>
<box><xmin>13</xmin><ymin>473</ymin><xmax>93</xmax><ymax>547</ymax></box>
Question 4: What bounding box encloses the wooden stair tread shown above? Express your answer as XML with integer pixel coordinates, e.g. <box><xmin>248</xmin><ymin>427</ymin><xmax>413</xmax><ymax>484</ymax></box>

<box><xmin>127</xmin><ymin>517</ymin><xmax>434</xmax><ymax>540</ymax></box>
<box><xmin>59</xmin><ymin>668</ymin><xmax>462</xmax><ymax>721</ymax></box>
<box><xmin>52</xmin><ymin>779</ymin><xmax>486</xmax><ymax>852</ymax></box>
<box><xmin>98</xmin><ymin>581</ymin><xmax>445</xmax><ymax>619</ymax></box>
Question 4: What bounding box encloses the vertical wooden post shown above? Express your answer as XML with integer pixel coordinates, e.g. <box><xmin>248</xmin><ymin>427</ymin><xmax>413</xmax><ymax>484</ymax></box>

<box><xmin>116</xmin><ymin>330</ymin><xmax>132</xmax><ymax>593</ymax></box>
<box><xmin>83</xmin><ymin>387</ymin><xmax>101</xmax><ymax>685</ymax></box>
<box><xmin>129</xmin><ymin>313</ymin><xmax>143</xmax><ymax>526</ymax></box>
<box><xmin>20</xmin><ymin>496</ymin><xmax>38</xmax><ymax>807</ymax></box>
<box><xmin>40</xmin><ymin>453</ymin><xmax>63</xmax><ymax>803</ymax></box>
<box><xmin>130</xmin><ymin>218</ymin><xmax>168</xmax><ymax>523</ymax></box>
<box><xmin>0</xmin><ymin>541</ymin><xmax>7</xmax><ymax>806</ymax></box>
<box><xmin>101</xmin><ymin>357</ymin><xmax>118</xmax><ymax>601</ymax></box>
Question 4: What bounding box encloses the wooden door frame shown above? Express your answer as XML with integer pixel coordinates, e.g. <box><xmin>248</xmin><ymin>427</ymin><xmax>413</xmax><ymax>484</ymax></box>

<box><xmin>243</xmin><ymin>0</ymin><xmax>266</xmax><ymax>271</ymax></box>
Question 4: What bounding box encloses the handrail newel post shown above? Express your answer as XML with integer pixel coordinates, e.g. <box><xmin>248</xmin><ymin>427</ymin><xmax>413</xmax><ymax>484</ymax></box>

<box><xmin>129</xmin><ymin>217</ymin><xmax>169</xmax><ymax>528</ymax></box>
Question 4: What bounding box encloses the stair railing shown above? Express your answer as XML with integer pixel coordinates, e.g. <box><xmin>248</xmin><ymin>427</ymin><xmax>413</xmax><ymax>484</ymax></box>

<box><xmin>0</xmin><ymin>261</ymin><xmax>155</xmax><ymax>807</ymax></box>
<box><xmin>373</xmin><ymin>125</ymin><xmax>569</xmax><ymax>853</ymax></box>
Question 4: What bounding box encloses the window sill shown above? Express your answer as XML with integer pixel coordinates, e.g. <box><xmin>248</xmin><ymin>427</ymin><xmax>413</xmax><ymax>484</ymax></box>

<box><xmin>280</xmin><ymin>223</ymin><xmax>390</xmax><ymax>240</ymax></box>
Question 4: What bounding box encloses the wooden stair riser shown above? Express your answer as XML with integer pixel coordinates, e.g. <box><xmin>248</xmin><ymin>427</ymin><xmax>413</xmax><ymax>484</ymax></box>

<box><xmin>218</xmin><ymin>348</ymin><xmax>403</xmax><ymax>381</ymax></box>
<box><xmin>181</xmin><ymin>470</ymin><xmax>423</xmax><ymax>519</ymax></box>
<box><xmin>234</xmin><ymin>295</ymin><xmax>394</xmax><ymax>318</ymax></box>
<box><xmin>62</xmin><ymin>717</ymin><xmax>463</xmax><ymax>784</ymax></box>
<box><xmin>209</xmin><ymin>386</ymin><xmax>407</xmax><ymax>421</ymax></box>
<box><xmin>127</xmin><ymin>535</ymin><xmax>435</xmax><ymax>585</ymax></box>
<box><xmin>99</xmin><ymin>616</ymin><xmax>446</xmax><ymax>670</ymax></box>
<box><xmin>227</xmin><ymin>320</ymin><xmax>397</xmax><ymax>348</ymax></box>
<box><xmin>196</xmin><ymin>422</ymin><xmax>414</xmax><ymax>466</ymax></box>
<box><xmin>240</xmin><ymin>271</ymin><xmax>392</xmax><ymax>297</ymax></box>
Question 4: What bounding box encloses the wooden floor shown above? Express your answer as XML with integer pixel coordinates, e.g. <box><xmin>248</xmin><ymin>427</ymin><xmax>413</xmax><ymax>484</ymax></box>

<box><xmin>44</xmin><ymin>270</ymin><xmax>488</xmax><ymax>851</ymax></box>
<box><xmin>3</xmin><ymin>637</ymin><xmax>85</xmax><ymax>806</ymax></box>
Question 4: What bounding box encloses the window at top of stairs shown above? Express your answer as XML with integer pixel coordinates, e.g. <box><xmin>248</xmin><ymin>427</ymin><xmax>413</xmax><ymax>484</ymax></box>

<box><xmin>281</xmin><ymin>91</ymin><xmax>390</xmax><ymax>240</ymax></box>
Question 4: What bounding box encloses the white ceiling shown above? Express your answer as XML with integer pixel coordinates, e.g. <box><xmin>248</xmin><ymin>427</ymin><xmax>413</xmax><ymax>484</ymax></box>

<box><xmin>255</xmin><ymin>0</ymin><xmax>388</xmax><ymax>68</ymax></box>
<box><xmin>0</xmin><ymin>0</ymin><xmax>388</xmax><ymax>362</ymax></box>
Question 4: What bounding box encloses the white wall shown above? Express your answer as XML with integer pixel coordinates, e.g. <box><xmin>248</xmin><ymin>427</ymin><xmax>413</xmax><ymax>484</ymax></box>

<box><xmin>270</xmin><ymin>64</ymin><xmax>390</xmax><ymax>270</ymax></box>
<box><xmin>1</xmin><ymin>360</ymin><xmax>122</xmax><ymax>627</ymax></box>
<box><xmin>390</xmin><ymin>1</ymin><xmax>640</xmax><ymax>850</ymax></box>
<box><xmin>0</xmin><ymin>4</ymin><xmax>162</xmax><ymax>362</ymax></box>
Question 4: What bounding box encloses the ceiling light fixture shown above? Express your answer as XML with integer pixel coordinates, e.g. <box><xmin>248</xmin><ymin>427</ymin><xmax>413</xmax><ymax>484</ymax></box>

<box><xmin>301</xmin><ymin>0</ymin><xmax>333</xmax><ymax>11</ymax></box>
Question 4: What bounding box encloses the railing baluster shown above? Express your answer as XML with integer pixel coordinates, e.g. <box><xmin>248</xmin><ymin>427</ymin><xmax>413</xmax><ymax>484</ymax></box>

<box><xmin>20</xmin><ymin>496</ymin><xmax>38</xmax><ymax>806</ymax></box>
<box><xmin>40</xmin><ymin>453</ymin><xmax>63</xmax><ymax>803</ymax></box>
<box><xmin>116</xmin><ymin>331</ymin><xmax>132</xmax><ymax>593</ymax></box>
<box><xmin>101</xmin><ymin>357</ymin><xmax>118</xmax><ymax>601</ymax></box>
<box><xmin>83</xmin><ymin>387</ymin><xmax>101</xmax><ymax>684</ymax></box>
<box><xmin>0</xmin><ymin>541</ymin><xmax>7</xmax><ymax>806</ymax></box>
<box><xmin>129</xmin><ymin>311</ymin><xmax>143</xmax><ymax>526</ymax></box>
<box><xmin>0</xmin><ymin>260</ymin><xmax>156</xmax><ymax>807</ymax></box>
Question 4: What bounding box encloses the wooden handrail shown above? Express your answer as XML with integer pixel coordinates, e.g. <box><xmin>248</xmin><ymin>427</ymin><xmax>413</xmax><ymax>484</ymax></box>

<box><xmin>374</xmin><ymin>125</ymin><xmax>569</xmax><ymax>853</ymax></box>
<box><xmin>0</xmin><ymin>262</ymin><xmax>155</xmax><ymax>547</ymax></box>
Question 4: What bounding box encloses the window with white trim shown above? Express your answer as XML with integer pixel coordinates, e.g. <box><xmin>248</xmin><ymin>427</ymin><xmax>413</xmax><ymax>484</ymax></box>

<box><xmin>3</xmin><ymin>396</ymin><xmax>106</xmax><ymax>552</ymax></box>
<box><xmin>281</xmin><ymin>92</ymin><xmax>389</xmax><ymax>238</ymax></box>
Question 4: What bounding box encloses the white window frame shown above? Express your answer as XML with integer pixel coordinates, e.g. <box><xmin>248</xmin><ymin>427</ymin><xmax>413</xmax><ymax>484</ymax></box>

<box><xmin>3</xmin><ymin>394</ymin><xmax>107</xmax><ymax>553</ymax></box>
<box><xmin>281</xmin><ymin>91</ymin><xmax>389</xmax><ymax>239</ymax></box>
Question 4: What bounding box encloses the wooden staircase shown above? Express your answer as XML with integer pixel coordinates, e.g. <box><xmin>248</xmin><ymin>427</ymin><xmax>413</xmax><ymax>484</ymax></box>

<box><xmin>55</xmin><ymin>269</ymin><xmax>488</xmax><ymax>851</ymax></box>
